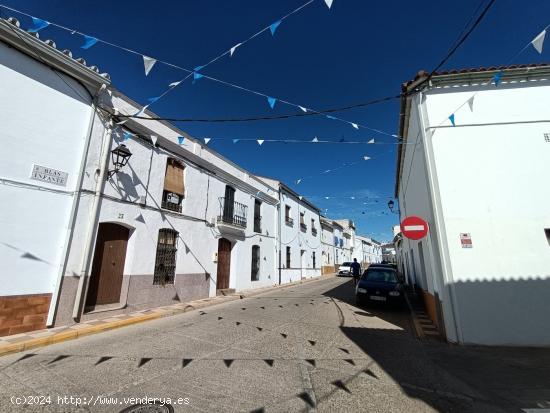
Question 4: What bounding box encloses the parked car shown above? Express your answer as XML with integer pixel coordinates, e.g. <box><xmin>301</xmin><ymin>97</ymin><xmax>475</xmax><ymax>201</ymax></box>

<box><xmin>338</xmin><ymin>262</ymin><xmax>353</xmax><ymax>276</ymax></box>
<box><xmin>355</xmin><ymin>267</ymin><xmax>404</xmax><ymax>306</ymax></box>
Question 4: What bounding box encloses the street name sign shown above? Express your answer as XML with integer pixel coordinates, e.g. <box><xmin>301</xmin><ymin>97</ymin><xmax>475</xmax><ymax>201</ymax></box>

<box><xmin>401</xmin><ymin>216</ymin><xmax>428</xmax><ymax>240</ymax></box>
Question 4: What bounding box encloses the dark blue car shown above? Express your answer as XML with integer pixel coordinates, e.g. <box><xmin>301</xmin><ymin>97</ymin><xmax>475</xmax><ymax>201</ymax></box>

<box><xmin>355</xmin><ymin>267</ymin><xmax>404</xmax><ymax>306</ymax></box>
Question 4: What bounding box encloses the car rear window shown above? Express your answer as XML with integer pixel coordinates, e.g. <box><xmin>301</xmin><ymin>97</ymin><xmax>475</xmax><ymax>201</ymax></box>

<box><xmin>342</xmin><ymin>262</ymin><xmax>352</xmax><ymax>266</ymax></box>
<box><xmin>363</xmin><ymin>270</ymin><xmax>397</xmax><ymax>283</ymax></box>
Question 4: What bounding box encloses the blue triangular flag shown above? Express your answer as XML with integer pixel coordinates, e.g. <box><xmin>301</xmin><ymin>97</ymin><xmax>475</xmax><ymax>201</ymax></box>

<box><xmin>81</xmin><ymin>35</ymin><xmax>98</xmax><ymax>50</ymax></box>
<box><xmin>232</xmin><ymin>139</ymin><xmax>240</xmax><ymax>144</ymax></box>
<box><xmin>449</xmin><ymin>114</ymin><xmax>455</xmax><ymax>126</ymax></box>
<box><xmin>267</xmin><ymin>97</ymin><xmax>277</xmax><ymax>109</ymax></box>
<box><xmin>194</xmin><ymin>65</ymin><xmax>204</xmax><ymax>72</ymax></box>
<box><xmin>28</xmin><ymin>17</ymin><xmax>49</xmax><ymax>33</ymax></box>
<box><xmin>147</xmin><ymin>96</ymin><xmax>160</xmax><ymax>104</ymax></box>
<box><xmin>270</xmin><ymin>20</ymin><xmax>281</xmax><ymax>36</ymax></box>
<box><xmin>123</xmin><ymin>131</ymin><xmax>132</xmax><ymax>141</ymax></box>
<box><xmin>178</xmin><ymin>136</ymin><xmax>185</xmax><ymax>145</ymax></box>
<box><xmin>193</xmin><ymin>72</ymin><xmax>203</xmax><ymax>82</ymax></box>
<box><xmin>493</xmin><ymin>71</ymin><xmax>503</xmax><ymax>87</ymax></box>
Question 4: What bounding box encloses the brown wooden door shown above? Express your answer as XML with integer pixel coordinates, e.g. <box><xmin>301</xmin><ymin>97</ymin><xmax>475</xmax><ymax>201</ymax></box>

<box><xmin>86</xmin><ymin>223</ymin><xmax>129</xmax><ymax>307</ymax></box>
<box><xmin>216</xmin><ymin>238</ymin><xmax>231</xmax><ymax>290</ymax></box>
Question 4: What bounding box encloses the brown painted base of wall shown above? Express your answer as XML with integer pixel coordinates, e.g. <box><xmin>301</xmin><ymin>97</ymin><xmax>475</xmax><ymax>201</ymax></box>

<box><xmin>322</xmin><ymin>266</ymin><xmax>334</xmax><ymax>275</ymax></box>
<box><xmin>0</xmin><ymin>294</ymin><xmax>51</xmax><ymax>337</ymax></box>
<box><xmin>421</xmin><ymin>289</ymin><xmax>440</xmax><ymax>329</ymax></box>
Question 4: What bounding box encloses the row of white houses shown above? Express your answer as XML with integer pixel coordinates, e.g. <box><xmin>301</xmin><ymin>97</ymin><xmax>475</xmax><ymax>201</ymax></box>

<box><xmin>0</xmin><ymin>18</ymin><xmax>380</xmax><ymax>337</ymax></box>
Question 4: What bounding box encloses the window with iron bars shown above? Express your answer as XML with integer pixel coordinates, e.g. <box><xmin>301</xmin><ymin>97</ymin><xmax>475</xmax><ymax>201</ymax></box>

<box><xmin>251</xmin><ymin>245</ymin><xmax>260</xmax><ymax>281</ymax></box>
<box><xmin>153</xmin><ymin>228</ymin><xmax>178</xmax><ymax>285</ymax></box>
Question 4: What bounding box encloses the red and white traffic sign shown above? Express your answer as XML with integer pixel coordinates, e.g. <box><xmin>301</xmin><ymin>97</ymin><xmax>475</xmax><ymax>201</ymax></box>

<box><xmin>400</xmin><ymin>216</ymin><xmax>429</xmax><ymax>240</ymax></box>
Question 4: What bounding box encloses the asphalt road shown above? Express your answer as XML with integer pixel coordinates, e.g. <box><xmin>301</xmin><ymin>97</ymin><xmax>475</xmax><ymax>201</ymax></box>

<box><xmin>0</xmin><ymin>277</ymin><xmax>546</xmax><ymax>413</ymax></box>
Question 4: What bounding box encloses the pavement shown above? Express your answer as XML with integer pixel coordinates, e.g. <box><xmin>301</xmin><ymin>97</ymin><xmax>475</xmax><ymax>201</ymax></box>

<box><xmin>0</xmin><ymin>277</ymin><xmax>549</xmax><ymax>412</ymax></box>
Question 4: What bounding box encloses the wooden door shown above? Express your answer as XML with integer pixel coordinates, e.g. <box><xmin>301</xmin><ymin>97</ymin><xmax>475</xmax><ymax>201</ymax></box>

<box><xmin>216</xmin><ymin>238</ymin><xmax>231</xmax><ymax>290</ymax></box>
<box><xmin>86</xmin><ymin>223</ymin><xmax>129</xmax><ymax>307</ymax></box>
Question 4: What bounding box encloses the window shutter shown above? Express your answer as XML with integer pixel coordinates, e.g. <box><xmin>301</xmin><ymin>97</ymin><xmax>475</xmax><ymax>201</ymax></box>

<box><xmin>164</xmin><ymin>159</ymin><xmax>185</xmax><ymax>196</ymax></box>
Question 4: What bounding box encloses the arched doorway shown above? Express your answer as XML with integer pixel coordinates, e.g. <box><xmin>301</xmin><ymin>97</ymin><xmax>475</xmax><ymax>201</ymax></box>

<box><xmin>216</xmin><ymin>238</ymin><xmax>232</xmax><ymax>290</ymax></box>
<box><xmin>86</xmin><ymin>223</ymin><xmax>129</xmax><ymax>307</ymax></box>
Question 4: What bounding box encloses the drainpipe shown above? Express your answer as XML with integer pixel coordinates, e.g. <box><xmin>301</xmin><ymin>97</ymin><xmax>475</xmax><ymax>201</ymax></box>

<box><xmin>72</xmin><ymin>119</ymin><xmax>113</xmax><ymax>320</ymax></box>
<box><xmin>46</xmin><ymin>95</ymin><xmax>99</xmax><ymax>326</ymax></box>
<box><xmin>278</xmin><ymin>185</ymin><xmax>282</xmax><ymax>285</ymax></box>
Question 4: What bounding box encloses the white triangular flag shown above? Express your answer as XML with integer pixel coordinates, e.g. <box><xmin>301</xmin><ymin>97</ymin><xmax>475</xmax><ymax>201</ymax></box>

<box><xmin>363</xmin><ymin>156</ymin><xmax>371</xmax><ymax>160</ymax></box>
<box><xmin>298</xmin><ymin>106</ymin><xmax>308</xmax><ymax>112</ymax></box>
<box><xmin>368</xmin><ymin>138</ymin><xmax>375</xmax><ymax>144</ymax></box>
<box><xmin>151</xmin><ymin>135</ymin><xmax>158</xmax><ymax>147</ymax></box>
<box><xmin>532</xmin><ymin>30</ymin><xmax>546</xmax><ymax>54</ymax></box>
<box><xmin>257</xmin><ymin>139</ymin><xmax>265</xmax><ymax>146</ymax></box>
<box><xmin>325</xmin><ymin>196</ymin><xmax>330</xmax><ymax>199</ymax></box>
<box><xmin>299</xmin><ymin>196</ymin><xmax>303</xmax><ymax>200</ymax></box>
<box><xmin>143</xmin><ymin>55</ymin><xmax>157</xmax><ymax>76</ymax></box>
<box><xmin>169</xmin><ymin>81</ymin><xmax>181</xmax><ymax>87</ymax></box>
<box><xmin>324</xmin><ymin>0</ymin><xmax>334</xmax><ymax>9</ymax></box>
<box><xmin>312</xmin><ymin>137</ymin><xmax>319</xmax><ymax>142</ymax></box>
<box><xmin>467</xmin><ymin>95</ymin><xmax>475</xmax><ymax>111</ymax></box>
<box><xmin>230</xmin><ymin>43</ymin><xmax>242</xmax><ymax>57</ymax></box>
<box><xmin>351</xmin><ymin>123</ymin><xmax>359</xmax><ymax>130</ymax></box>
<box><xmin>296</xmin><ymin>179</ymin><xmax>302</xmax><ymax>184</ymax></box>
<box><xmin>204</xmin><ymin>138</ymin><xmax>211</xmax><ymax>144</ymax></box>
<box><xmin>116</xmin><ymin>119</ymin><xmax>128</xmax><ymax>125</ymax></box>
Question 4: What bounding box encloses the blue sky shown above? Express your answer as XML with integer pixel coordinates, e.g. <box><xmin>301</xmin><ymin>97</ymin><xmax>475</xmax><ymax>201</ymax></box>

<box><xmin>3</xmin><ymin>0</ymin><xmax>549</xmax><ymax>241</ymax></box>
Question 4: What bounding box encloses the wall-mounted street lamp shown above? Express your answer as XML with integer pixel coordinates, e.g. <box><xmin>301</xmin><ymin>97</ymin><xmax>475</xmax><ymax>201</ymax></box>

<box><xmin>107</xmin><ymin>144</ymin><xmax>132</xmax><ymax>178</ymax></box>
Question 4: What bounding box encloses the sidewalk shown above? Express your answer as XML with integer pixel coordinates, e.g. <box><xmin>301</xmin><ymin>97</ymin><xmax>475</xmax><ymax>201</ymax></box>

<box><xmin>0</xmin><ymin>273</ymin><xmax>335</xmax><ymax>357</ymax></box>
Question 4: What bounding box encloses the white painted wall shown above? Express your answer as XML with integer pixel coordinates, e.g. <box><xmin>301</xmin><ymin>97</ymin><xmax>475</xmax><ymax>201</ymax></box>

<box><xmin>277</xmin><ymin>189</ymin><xmax>322</xmax><ymax>283</ymax></box>
<box><xmin>321</xmin><ymin>222</ymin><xmax>335</xmax><ymax>266</ymax></box>
<box><xmin>400</xmin><ymin>75</ymin><xmax>550</xmax><ymax>345</ymax></box>
<box><xmin>0</xmin><ymin>42</ymin><xmax>94</xmax><ymax>296</ymax></box>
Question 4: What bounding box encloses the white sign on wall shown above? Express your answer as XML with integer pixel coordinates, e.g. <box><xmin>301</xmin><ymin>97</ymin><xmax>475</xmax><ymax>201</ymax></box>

<box><xmin>30</xmin><ymin>164</ymin><xmax>68</xmax><ymax>187</ymax></box>
<box><xmin>460</xmin><ymin>233</ymin><xmax>473</xmax><ymax>248</ymax></box>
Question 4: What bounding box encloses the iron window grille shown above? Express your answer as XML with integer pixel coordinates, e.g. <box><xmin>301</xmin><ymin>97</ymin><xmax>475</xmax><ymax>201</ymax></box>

<box><xmin>161</xmin><ymin>192</ymin><xmax>182</xmax><ymax>213</ymax></box>
<box><xmin>286</xmin><ymin>246</ymin><xmax>291</xmax><ymax>268</ymax></box>
<box><xmin>251</xmin><ymin>245</ymin><xmax>260</xmax><ymax>281</ymax></box>
<box><xmin>285</xmin><ymin>216</ymin><xmax>294</xmax><ymax>226</ymax></box>
<box><xmin>300</xmin><ymin>223</ymin><xmax>307</xmax><ymax>232</ymax></box>
<box><xmin>153</xmin><ymin>228</ymin><xmax>178</xmax><ymax>285</ymax></box>
<box><xmin>253</xmin><ymin>200</ymin><xmax>262</xmax><ymax>233</ymax></box>
<box><xmin>217</xmin><ymin>197</ymin><xmax>248</xmax><ymax>228</ymax></box>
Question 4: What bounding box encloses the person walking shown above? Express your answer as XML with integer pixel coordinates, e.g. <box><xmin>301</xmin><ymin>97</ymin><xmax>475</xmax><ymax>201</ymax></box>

<box><xmin>350</xmin><ymin>258</ymin><xmax>361</xmax><ymax>285</ymax></box>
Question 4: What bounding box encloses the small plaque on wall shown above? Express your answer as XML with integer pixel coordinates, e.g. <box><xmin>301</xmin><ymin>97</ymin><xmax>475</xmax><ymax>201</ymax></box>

<box><xmin>30</xmin><ymin>164</ymin><xmax>68</xmax><ymax>187</ymax></box>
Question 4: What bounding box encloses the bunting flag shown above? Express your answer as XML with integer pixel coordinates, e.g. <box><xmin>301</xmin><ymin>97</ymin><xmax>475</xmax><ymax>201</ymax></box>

<box><xmin>296</xmin><ymin>179</ymin><xmax>302</xmax><ymax>184</ymax></box>
<box><xmin>147</xmin><ymin>96</ymin><xmax>160</xmax><ymax>104</ymax></box>
<box><xmin>232</xmin><ymin>139</ymin><xmax>240</xmax><ymax>144</ymax></box>
<box><xmin>493</xmin><ymin>71</ymin><xmax>503</xmax><ymax>87</ymax></box>
<box><xmin>324</xmin><ymin>0</ymin><xmax>334</xmax><ymax>9</ymax></box>
<box><xmin>363</xmin><ymin>156</ymin><xmax>371</xmax><ymax>160</ymax></box>
<box><xmin>299</xmin><ymin>106</ymin><xmax>308</xmax><ymax>112</ymax></box>
<box><xmin>230</xmin><ymin>43</ymin><xmax>242</xmax><ymax>57</ymax></box>
<box><xmin>194</xmin><ymin>65</ymin><xmax>205</xmax><ymax>72</ymax></box>
<box><xmin>326</xmin><ymin>115</ymin><xmax>337</xmax><ymax>120</ymax></box>
<box><xmin>257</xmin><ymin>139</ymin><xmax>265</xmax><ymax>146</ymax></box>
<box><xmin>351</xmin><ymin>123</ymin><xmax>359</xmax><ymax>130</ymax></box>
<box><xmin>151</xmin><ymin>135</ymin><xmax>158</xmax><ymax>146</ymax></box>
<box><xmin>116</xmin><ymin>119</ymin><xmax>128</xmax><ymax>125</ymax></box>
<box><xmin>299</xmin><ymin>196</ymin><xmax>303</xmax><ymax>200</ymax></box>
<box><xmin>169</xmin><ymin>81</ymin><xmax>182</xmax><ymax>87</ymax></box>
<box><xmin>312</xmin><ymin>137</ymin><xmax>319</xmax><ymax>142</ymax></box>
<box><xmin>193</xmin><ymin>72</ymin><xmax>203</xmax><ymax>82</ymax></box>
<box><xmin>270</xmin><ymin>20</ymin><xmax>282</xmax><ymax>36</ymax></box>
<box><xmin>81</xmin><ymin>35</ymin><xmax>98</xmax><ymax>50</ymax></box>
<box><xmin>467</xmin><ymin>95</ymin><xmax>475</xmax><ymax>111</ymax></box>
<box><xmin>448</xmin><ymin>114</ymin><xmax>455</xmax><ymax>127</ymax></box>
<box><xmin>204</xmin><ymin>138</ymin><xmax>211</xmax><ymax>144</ymax></box>
<box><xmin>368</xmin><ymin>138</ymin><xmax>375</xmax><ymax>144</ymax></box>
<box><xmin>178</xmin><ymin>136</ymin><xmax>185</xmax><ymax>145</ymax></box>
<box><xmin>28</xmin><ymin>17</ymin><xmax>49</xmax><ymax>33</ymax></box>
<box><xmin>267</xmin><ymin>96</ymin><xmax>277</xmax><ymax>109</ymax></box>
<box><xmin>123</xmin><ymin>131</ymin><xmax>132</xmax><ymax>141</ymax></box>
<box><xmin>531</xmin><ymin>30</ymin><xmax>546</xmax><ymax>54</ymax></box>
<box><xmin>143</xmin><ymin>56</ymin><xmax>157</xmax><ymax>76</ymax></box>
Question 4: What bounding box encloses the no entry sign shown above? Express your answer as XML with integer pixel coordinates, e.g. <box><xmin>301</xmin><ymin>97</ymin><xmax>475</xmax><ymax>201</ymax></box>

<box><xmin>401</xmin><ymin>216</ymin><xmax>429</xmax><ymax>240</ymax></box>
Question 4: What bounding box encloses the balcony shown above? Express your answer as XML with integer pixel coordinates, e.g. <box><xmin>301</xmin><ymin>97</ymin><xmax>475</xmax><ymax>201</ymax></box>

<box><xmin>285</xmin><ymin>216</ymin><xmax>294</xmax><ymax>226</ymax></box>
<box><xmin>217</xmin><ymin>197</ymin><xmax>247</xmax><ymax>235</ymax></box>
<box><xmin>300</xmin><ymin>223</ymin><xmax>307</xmax><ymax>232</ymax></box>
<box><xmin>161</xmin><ymin>200</ymin><xmax>182</xmax><ymax>213</ymax></box>
<box><xmin>311</xmin><ymin>227</ymin><xmax>318</xmax><ymax>236</ymax></box>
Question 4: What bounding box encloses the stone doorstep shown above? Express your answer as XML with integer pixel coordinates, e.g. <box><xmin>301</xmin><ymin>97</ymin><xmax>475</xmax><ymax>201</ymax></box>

<box><xmin>0</xmin><ymin>273</ymin><xmax>335</xmax><ymax>357</ymax></box>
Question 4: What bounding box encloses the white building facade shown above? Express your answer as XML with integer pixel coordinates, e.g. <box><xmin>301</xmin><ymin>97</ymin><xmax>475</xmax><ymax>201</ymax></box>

<box><xmin>320</xmin><ymin>217</ymin><xmax>336</xmax><ymax>274</ymax></box>
<box><xmin>395</xmin><ymin>66</ymin><xmax>550</xmax><ymax>346</ymax></box>
<box><xmin>258</xmin><ymin>179</ymin><xmax>322</xmax><ymax>284</ymax></box>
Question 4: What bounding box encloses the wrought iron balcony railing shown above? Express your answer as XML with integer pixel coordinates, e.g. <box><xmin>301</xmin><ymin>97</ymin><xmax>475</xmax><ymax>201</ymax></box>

<box><xmin>217</xmin><ymin>197</ymin><xmax>248</xmax><ymax>228</ymax></box>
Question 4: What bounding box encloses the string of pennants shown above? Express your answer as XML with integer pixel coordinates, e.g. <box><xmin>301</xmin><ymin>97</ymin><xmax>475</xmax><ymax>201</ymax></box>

<box><xmin>2</xmin><ymin>2</ymin><xmax>400</xmax><ymax>140</ymax></box>
<box><xmin>442</xmin><ymin>25</ymin><xmax>549</xmax><ymax>130</ymax></box>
